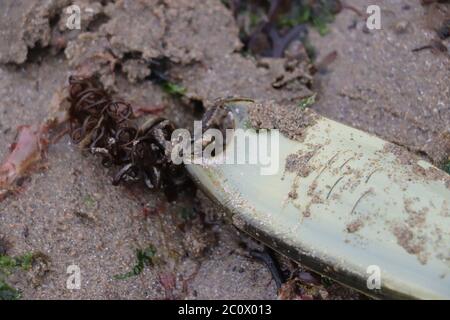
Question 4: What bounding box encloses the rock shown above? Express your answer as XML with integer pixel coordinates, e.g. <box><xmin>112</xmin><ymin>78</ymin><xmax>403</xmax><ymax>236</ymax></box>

<box><xmin>394</xmin><ymin>20</ymin><xmax>410</xmax><ymax>34</ymax></box>
<box><xmin>0</xmin><ymin>0</ymin><xmax>71</xmax><ymax>64</ymax></box>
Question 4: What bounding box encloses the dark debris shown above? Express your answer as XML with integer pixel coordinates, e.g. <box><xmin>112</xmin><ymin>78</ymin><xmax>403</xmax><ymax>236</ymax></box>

<box><xmin>68</xmin><ymin>75</ymin><xmax>194</xmax><ymax>201</ymax></box>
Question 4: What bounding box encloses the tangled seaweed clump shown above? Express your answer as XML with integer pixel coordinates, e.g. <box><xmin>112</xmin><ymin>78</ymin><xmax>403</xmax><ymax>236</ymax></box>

<box><xmin>68</xmin><ymin>76</ymin><xmax>193</xmax><ymax>201</ymax></box>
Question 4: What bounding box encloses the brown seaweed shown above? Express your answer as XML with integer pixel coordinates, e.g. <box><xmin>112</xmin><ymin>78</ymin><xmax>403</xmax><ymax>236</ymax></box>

<box><xmin>67</xmin><ymin>76</ymin><xmax>193</xmax><ymax>201</ymax></box>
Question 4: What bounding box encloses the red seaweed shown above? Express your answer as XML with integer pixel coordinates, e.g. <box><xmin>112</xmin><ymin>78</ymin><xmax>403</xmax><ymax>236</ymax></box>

<box><xmin>0</xmin><ymin>124</ymin><xmax>48</xmax><ymax>200</ymax></box>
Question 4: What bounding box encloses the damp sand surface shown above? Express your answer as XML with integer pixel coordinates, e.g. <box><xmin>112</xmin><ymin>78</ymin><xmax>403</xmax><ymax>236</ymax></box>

<box><xmin>0</xmin><ymin>0</ymin><xmax>448</xmax><ymax>299</ymax></box>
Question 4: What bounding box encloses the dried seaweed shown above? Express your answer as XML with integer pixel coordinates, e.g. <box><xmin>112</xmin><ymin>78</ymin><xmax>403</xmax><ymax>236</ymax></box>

<box><xmin>68</xmin><ymin>76</ymin><xmax>193</xmax><ymax>201</ymax></box>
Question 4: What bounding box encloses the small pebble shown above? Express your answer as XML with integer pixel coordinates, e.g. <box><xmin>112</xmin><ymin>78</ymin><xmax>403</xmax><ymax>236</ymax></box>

<box><xmin>394</xmin><ymin>21</ymin><xmax>410</xmax><ymax>34</ymax></box>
